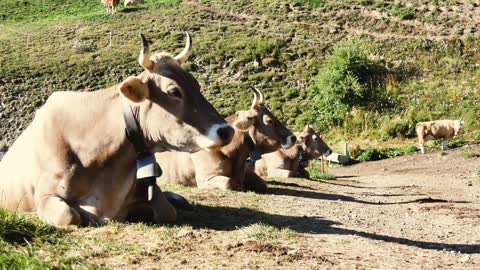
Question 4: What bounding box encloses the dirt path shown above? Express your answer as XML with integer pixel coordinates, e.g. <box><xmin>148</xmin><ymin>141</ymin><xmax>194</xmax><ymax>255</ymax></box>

<box><xmin>53</xmin><ymin>144</ymin><xmax>479</xmax><ymax>269</ymax></box>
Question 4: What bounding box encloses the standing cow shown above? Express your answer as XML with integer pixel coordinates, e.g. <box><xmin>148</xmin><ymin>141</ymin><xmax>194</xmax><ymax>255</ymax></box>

<box><xmin>0</xmin><ymin>32</ymin><xmax>234</xmax><ymax>227</ymax></box>
<box><xmin>254</xmin><ymin>124</ymin><xmax>332</xmax><ymax>178</ymax></box>
<box><xmin>416</xmin><ymin>119</ymin><xmax>464</xmax><ymax>154</ymax></box>
<box><xmin>156</xmin><ymin>87</ymin><xmax>296</xmax><ymax>193</ymax></box>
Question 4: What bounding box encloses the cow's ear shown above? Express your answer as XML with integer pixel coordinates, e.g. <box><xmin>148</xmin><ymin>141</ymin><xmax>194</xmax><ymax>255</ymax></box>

<box><xmin>119</xmin><ymin>76</ymin><xmax>149</xmax><ymax>103</ymax></box>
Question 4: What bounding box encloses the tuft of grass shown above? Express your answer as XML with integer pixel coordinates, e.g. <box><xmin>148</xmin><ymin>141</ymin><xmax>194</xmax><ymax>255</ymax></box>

<box><xmin>0</xmin><ymin>208</ymin><xmax>63</xmax><ymax>245</ymax></box>
<box><xmin>354</xmin><ymin>145</ymin><xmax>419</xmax><ymax>162</ymax></box>
<box><xmin>463</xmin><ymin>151</ymin><xmax>480</xmax><ymax>159</ymax></box>
<box><xmin>307</xmin><ymin>159</ymin><xmax>337</xmax><ymax>180</ymax></box>
<box><xmin>238</xmin><ymin>223</ymin><xmax>297</xmax><ymax>243</ymax></box>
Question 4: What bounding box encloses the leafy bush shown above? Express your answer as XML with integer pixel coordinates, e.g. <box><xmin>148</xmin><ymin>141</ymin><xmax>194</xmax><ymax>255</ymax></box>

<box><xmin>301</xmin><ymin>38</ymin><xmax>391</xmax><ymax>131</ymax></box>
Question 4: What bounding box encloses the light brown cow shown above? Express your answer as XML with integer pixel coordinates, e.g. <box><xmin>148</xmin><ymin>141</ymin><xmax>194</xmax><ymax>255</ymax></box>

<box><xmin>102</xmin><ymin>0</ymin><xmax>120</xmax><ymax>14</ymax></box>
<box><xmin>156</xmin><ymin>88</ymin><xmax>296</xmax><ymax>193</ymax></box>
<box><xmin>254</xmin><ymin>124</ymin><xmax>332</xmax><ymax>178</ymax></box>
<box><xmin>416</xmin><ymin>119</ymin><xmax>464</xmax><ymax>154</ymax></box>
<box><xmin>0</xmin><ymin>32</ymin><xmax>234</xmax><ymax>227</ymax></box>
<box><xmin>124</xmin><ymin>0</ymin><xmax>144</xmax><ymax>7</ymax></box>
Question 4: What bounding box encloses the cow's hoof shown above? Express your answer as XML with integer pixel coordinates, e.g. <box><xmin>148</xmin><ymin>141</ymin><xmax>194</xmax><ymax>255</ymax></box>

<box><xmin>164</xmin><ymin>191</ymin><xmax>194</xmax><ymax>211</ymax></box>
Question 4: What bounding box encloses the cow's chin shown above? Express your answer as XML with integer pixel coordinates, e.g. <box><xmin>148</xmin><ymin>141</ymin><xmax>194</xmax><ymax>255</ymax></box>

<box><xmin>281</xmin><ymin>141</ymin><xmax>296</xmax><ymax>149</ymax></box>
<box><xmin>195</xmin><ymin>135</ymin><xmax>224</xmax><ymax>152</ymax></box>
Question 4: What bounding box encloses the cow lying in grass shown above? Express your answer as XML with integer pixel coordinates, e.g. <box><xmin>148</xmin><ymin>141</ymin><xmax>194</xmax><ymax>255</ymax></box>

<box><xmin>254</xmin><ymin>124</ymin><xmax>332</xmax><ymax>178</ymax></box>
<box><xmin>156</xmin><ymin>88</ymin><xmax>296</xmax><ymax>193</ymax></box>
<box><xmin>416</xmin><ymin>119</ymin><xmax>464</xmax><ymax>154</ymax></box>
<box><xmin>0</xmin><ymin>32</ymin><xmax>234</xmax><ymax>227</ymax></box>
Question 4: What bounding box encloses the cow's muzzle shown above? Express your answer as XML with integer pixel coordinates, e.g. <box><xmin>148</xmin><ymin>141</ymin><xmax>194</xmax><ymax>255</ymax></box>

<box><xmin>281</xmin><ymin>134</ymin><xmax>297</xmax><ymax>149</ymax></box>
<box><xmin>196</xmin><ymin>123</ymin><xmax>234</xmax><ymax>151</ymax></box>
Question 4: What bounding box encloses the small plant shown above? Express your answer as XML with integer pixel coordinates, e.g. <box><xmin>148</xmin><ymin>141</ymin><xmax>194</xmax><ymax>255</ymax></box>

<box><xmin>463</xmin><ymin>151</ymin><xmax>480</xmax><ymax>159</ymax></box>
<box><xmin>307</xmin><ymin>159</ymin><xmax>336</xmax><ymax>180</ymax></box>
<box><xmin>388</xmin><ymin>4</ymin><xmax>416</xmax><ymax>20</ymax></box>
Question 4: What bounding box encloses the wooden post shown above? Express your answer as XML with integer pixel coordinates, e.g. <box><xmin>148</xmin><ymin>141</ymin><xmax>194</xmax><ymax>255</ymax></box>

<box><xmin>109</xmin><ymin>31</ymin><xmax>112</xmax><ymax>46</ymax></box>
<box><xmin>352</xmin><ymin>144</ymin><xmax>356</xmax><ymax>159</ymax></box>
<box><xmin>321</xmin><ymin>156</ymin><xmax>325</xmax><ymax>173</ymax></box>
<box><xmin>325</xmin><ymin>159</ymin><xmax>329</xmax><ymax>173</ymax></box>
<box><xmin>344</xmin><ymin>142</ymin><xmax>348</xmax><ymax>155</ymax></box>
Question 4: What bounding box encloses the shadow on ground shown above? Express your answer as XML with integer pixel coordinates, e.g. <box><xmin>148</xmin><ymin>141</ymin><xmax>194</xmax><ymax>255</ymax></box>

<box><xmin>175</xmin><ymin>203</ymin><xmax>480</xmax><ymax>254</ymax></box>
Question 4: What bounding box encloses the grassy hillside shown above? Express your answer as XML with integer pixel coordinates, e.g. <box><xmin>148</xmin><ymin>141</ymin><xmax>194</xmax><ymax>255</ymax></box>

<box><xmin>0</xmin><ymin>0</ymin><xmax>479</xmax><ymax>150</ymax></box>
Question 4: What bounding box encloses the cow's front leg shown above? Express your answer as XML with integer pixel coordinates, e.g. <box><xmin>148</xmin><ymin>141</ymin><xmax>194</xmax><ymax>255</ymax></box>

<box><xmin>419</xmin><ymin>139</ymin><xmax>425</xmax><ymax>154</ymax></box>
<box><xmin>244</xmin><ymin>169</ymin><xmax>267</xmax><ymax>194</ymax></box>
<box><xmin>197</xmin><ymin>175</ymin><xmax>238</xmax><ymax>191</ymax></box>
<box><xmin>442</xmin><ymin>139</ymin><xmax>448</xmax><ymax>150</ymax></box>
<box><xmin>268</xmin><ymin>168</ymin><xmax>293</xmax><ymax>178</ymax></box>
<box><xmin>149</xmin><ymin>185</ymin><xmax>177</xmax><ymax>223</ymax></box>
<box><xmin>37</xmin><ymin>195</ymin><xmax>81</xmax><ymax>227</ymax></box>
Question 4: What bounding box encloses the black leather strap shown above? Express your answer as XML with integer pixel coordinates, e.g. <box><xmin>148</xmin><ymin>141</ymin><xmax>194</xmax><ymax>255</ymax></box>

<box><xmin>122</xmin><ymin>101</ymin><xmax>149</xmax><ymax>157</ymax></box>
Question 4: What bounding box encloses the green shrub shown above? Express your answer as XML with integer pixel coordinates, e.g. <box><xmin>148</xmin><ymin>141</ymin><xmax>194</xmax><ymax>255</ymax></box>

<box><xmin>388</xmin><ymin>5</ymin><xmax>416</xmax><ymax>20</ymax></box>
<box><xmin>301</xmin><ymin>38</ymin><xmax>391</xmax><ymax>131</ymax></box>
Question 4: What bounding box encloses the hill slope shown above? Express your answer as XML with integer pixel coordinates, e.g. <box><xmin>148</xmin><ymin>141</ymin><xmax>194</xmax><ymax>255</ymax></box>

<box><xmin>0</xmin><ymin>0</ymin><xmax>479</xmax><ymax>148</ymax></box>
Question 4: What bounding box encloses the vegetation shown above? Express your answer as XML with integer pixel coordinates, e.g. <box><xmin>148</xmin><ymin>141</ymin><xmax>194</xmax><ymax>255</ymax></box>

<box><xmin>307</xmin><ymin>159</ymin><xmax>337</xmax><ymax>179</ymax></box>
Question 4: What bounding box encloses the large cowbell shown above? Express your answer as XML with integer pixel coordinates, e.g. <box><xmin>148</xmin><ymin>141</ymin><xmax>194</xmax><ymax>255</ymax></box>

<box><xmin>136</xmin><ymin>154</ymin><xmax>162</xmax><ymax>179</ymax></box>
<box><xmin>136</xmin><ymin>154</ymin><xmax>162</xmax><ymax>201</ymax></box>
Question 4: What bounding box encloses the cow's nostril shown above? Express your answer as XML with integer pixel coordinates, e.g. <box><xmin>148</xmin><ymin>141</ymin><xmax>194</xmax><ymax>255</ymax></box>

<box><xmin>290</xmin><ymin>135</ymin><xmax>297</xmax><ymax>144</ymax></box>
<box><xmin>217</xmin><ymin>126</ymin><xmax>234</xmax><ymax>144</ymax></box>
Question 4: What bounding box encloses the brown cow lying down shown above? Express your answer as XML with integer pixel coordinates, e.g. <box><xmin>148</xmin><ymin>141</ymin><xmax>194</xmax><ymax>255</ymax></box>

<box><xmin>416</xmin><ymin>119</ymin><xmax>464</xmax><ymax>154</ymax></box>
<box><xmin>0</xmin><ymin>32</ymin><xmax>234</xmax><ymax>227</ymax></box>
<box><xmin>156</xmin><ymin>88</ymin><xmax>296</xmax><ymax>193</ymax></box>
<box><xmin>254</xmin><ymin>124</ymin><xmax>332</xmax><ymax>178</ymax></box>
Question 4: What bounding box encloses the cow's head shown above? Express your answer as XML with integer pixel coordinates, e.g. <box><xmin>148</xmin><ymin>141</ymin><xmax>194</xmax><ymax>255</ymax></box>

<box><xmin>454</xmin><ymin>119</ymin><xmax>464</xmax><ymax>137</ymax></box>
<box><xmin>228</xmin><ymin>88</ymin><xmax>296</xmax><ymax>154</ymax></box>
<box><xmin>297</xmin><ymin>124</ymin><xmax>332</xmax><ymax>159</ymax></box>
<box><xmin>119</xmin><ymin>32</ymin><xmax>234</xmax><ymax>153</ymax></box>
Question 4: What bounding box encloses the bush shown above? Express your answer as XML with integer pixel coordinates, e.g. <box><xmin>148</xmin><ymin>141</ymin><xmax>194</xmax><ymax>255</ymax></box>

<box><xmin>355</xmin><ymin>145</ymin><xmax>419</xmax><ymax>162</ymax></box>
<box><xmin>301</xmin><ymin>38</ymin><xmax>391</xmax><ymax>131</ymax></box>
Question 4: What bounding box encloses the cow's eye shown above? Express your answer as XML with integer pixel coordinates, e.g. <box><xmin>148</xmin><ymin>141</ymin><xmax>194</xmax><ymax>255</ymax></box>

<box><xmin>167</xmin><ymin>87</ymin><xmax>183</xmax><ymax>99</ymax></box>
<box><xmin>264</xmin><ymin>117</ymin><xmax>273</xmax><ymax>125</ymax></box>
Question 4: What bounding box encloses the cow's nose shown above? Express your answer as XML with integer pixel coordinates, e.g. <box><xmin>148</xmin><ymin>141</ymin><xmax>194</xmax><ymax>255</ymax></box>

<box><xmin>324</xmin><ymin>149</ymin><xmax>333</xmax><ymax>157</ymax></box>
<box><xmin>290</xmin><ymin>135</ymin><xmax>297</xmax><ymax>144</ymax></box>
<box><xmin>217</xmin><ymin>126</ymin><xmax>234</xmax><ymax>145</ymax></box>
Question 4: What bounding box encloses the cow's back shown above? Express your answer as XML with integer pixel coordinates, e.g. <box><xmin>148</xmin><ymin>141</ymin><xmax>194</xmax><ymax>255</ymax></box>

<box><xmin>416</xmin><ymin>120</ymin><xmax>455</xmax><ymax>140</ymax></box>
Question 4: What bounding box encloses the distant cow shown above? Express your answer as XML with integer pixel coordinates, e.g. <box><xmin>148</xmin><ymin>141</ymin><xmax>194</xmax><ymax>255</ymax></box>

<box><xmin>103</xmin><ymin>0</ymin><xmax>120</xmax><ymax>14</ymax></box>
<box><xmin>254</xmin><ymin>124</ymin><xmax>332</xmax><ymax>178</ymax></box>
<box><xmin>0</xmin><ymin>32</ymin><xmax>234</xmax><ymax>227</ymax></box>
<box><xmin>156</xmin><ymin>87</ymin><xmax>296</xmax><ymax>193</ymax></box>
<box><xmin>416</xmin><ymin>119</ymin><xmax>464</xmax><ymax>154</ymax></box>
<box><xmin>124</xmin><ymin>0</ymin><xmax>144</xmax><ymax>7</ymax></box>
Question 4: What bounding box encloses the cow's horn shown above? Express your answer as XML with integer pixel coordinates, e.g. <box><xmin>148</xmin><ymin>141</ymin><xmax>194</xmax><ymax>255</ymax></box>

<box><xmin>250</xmin><ymin>87</ymin><xmax>259</xmax><ymax>109</ymax></box>
<box><xmin>253</xmin><ymin>87</ymin><xmax>265</xmax><ymax>104</ymax></box>
<box><xmin>139</xmin><ymin>33</ymin><xmax>154</xmax><ymax>70</ymax></box>
<box><xmin>174</xmin><ymin>31</ymin><xmax>192</xmax><ymax>64</ymax></box>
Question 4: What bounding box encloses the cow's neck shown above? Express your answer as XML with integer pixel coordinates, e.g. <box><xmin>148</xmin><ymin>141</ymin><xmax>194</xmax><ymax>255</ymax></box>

<box><xmin>68</xmin><ymin>86</ymin><xmax>136</xmax><ymax>169</ymax></box>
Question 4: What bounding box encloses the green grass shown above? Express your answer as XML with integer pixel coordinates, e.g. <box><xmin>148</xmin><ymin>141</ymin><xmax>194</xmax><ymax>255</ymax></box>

<box><xmin>1</xmin><ymin>0</ymin><xmax>480</xmax><ymax>152</ymax></box>
<box><xmin>307</xmin><ymin>160</ymin><xmax>337</xmax><ymax>180</ymax></box>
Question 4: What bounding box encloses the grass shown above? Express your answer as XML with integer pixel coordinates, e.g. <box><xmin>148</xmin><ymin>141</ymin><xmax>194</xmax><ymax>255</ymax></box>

<box><xmin>307</xmin><ymin>160</ymin><xmax>337</xmax><ymax>180</ymax></box>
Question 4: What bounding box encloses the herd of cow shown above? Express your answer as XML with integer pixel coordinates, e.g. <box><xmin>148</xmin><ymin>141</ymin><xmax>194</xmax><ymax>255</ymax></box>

<box><xmin>0</xmin><ymin>33</ymin><xmax>332</xmax><ymax>227</ymax></box>
<box><xmin>0</xmin><ymin>32</ymin><xmax>465</xmax><ymax>228</ymax></box>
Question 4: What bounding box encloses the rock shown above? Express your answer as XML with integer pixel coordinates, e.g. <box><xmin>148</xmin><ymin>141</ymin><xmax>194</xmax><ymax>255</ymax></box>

<box><xmin>460</xmin><ymin>255</ymin><xmax>470</xmax><ymax>263</ymax></box>
<box><xmin>176</xmin><ymin>229</ymin><xmax>193</xmax><ymax>238</ymax></box>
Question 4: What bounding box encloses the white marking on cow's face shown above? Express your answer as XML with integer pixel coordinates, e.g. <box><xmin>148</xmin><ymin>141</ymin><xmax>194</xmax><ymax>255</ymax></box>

<box><xmin>282</xmin><ymin>134</ymin><xmax>297</xmax><ymax>149</ymax></box>
<box><xmin>195</xmin><ymin>123</ymin><xmax>233</xmax><ymax>150</ymax></box>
